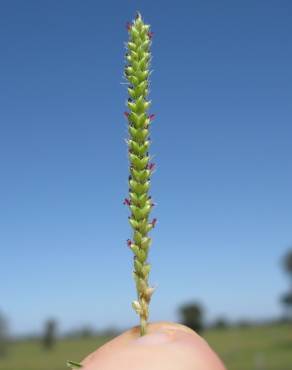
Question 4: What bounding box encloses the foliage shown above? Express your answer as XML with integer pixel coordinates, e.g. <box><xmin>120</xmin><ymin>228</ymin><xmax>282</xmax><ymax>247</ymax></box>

<box><xmin>281</xmin><ymin>249</ymin><xmax>292</xmax><ymax>318</ymax></box>
<box><xmin>282</xmin><ymin>249</ymin><xmax>292</xmax><ymax>275</ymax></box>
<box><xmin>178</xmin><ymin>302</ymin><xmax>204</xmax><ymax>333</ymax></box>
<box><xmin>212</xmin><ymin>317</ymin><xmax>229</xmax><ymax>330</ymax></box>
<box><xmin>42</xmin><ymin>319</ymin><xmax>57</xmax><ymax>350</ymax></box>
<box><xmin>281</xmin><ymin>292</ymin><xmax>292</xmax><ymax>306</ymax></box>
<box><xmin>0</xmin><ymin>312</ymin><xmax>8</xmax><ymax>357</ymax></box>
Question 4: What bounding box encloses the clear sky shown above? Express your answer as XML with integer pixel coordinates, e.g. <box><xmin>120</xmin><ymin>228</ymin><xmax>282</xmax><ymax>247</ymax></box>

<box><xmin>0</xmin><ymin>0</ymin><xmax>291</xmax><ymax>336</ymax></box>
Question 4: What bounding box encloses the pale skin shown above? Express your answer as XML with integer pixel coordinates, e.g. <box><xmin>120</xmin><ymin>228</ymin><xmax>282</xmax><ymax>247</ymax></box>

<box><xmin>79</xmin><ymin>321</ymin><xmax>226</xmax><ymax>370</ymax></box>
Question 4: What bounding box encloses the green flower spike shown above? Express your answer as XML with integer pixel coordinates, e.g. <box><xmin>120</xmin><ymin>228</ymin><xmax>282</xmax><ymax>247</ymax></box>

<box><xmin>123</xmin><ymin>12</ymin><xmax>156</xmax><ymax>336</ymax></box>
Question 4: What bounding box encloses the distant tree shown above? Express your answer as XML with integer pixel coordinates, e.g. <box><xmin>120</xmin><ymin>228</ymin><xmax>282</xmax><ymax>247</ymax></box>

<box><xmin>100</xmin><ymin>327</ymin><xmax>120</xmax><ymax>338</ymax></box>
<box><xmin>79</xmin><ymin>326</ymin><xmax>94</xmax><ymax>338</ymax></box>
<box><xmin>43</xmin><ymin>319</ymin><xmax>57</xmax><ymax>350</ymax></box>
<box><xmin>212</xmin><ymin>317</ymin><xmax>229</xmax><ymax>330</ymax></box>
<box><xmin>0</xmin><ymin>312</ymin><xmax>8</xmax><ymax>357</ymax></box>
<box><xmin>280</xmin><ymin>292</ymin><xmax>292</xmax><ymax>320</ymax></box>
<box><xmin>281</xmin><ymin>292</ymin><xmax>292</xmax><ymax>305</ymax></box>
<box><xmin>237</xmin><ymin>319</ymin><xmax>252</xmax><ymax>328</ymax></box>
<box><xmin>281</xmin><ymin>249</ymin><xmax>292</xmax><ymax>320</ymax></box>
<box><xmin>283</xmin><ymin>250</ymin><xmax>292</xmax><ymax>277</ymax></box>
<box><xmin>178</xmin><ymin>302</ymin><xmax>204</xmax><ymax>333</ymax></box>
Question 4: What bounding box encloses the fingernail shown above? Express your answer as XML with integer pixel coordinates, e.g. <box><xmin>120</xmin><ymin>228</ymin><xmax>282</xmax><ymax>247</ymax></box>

<box><xmin>134</xmin><ymin>331</ymin><xmax>173</xmax><ymax>345</ymax></box>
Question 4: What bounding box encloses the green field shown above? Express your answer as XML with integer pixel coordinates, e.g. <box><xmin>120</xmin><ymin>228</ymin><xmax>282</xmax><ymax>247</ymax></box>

<box><xmin>0</xmin><ymin>324</ymin><xmax>291</xmax><ymax>370</ymax></box>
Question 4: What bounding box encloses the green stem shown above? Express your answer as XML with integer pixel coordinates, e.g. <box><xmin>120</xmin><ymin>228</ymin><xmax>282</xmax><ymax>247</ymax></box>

<box><xmin>140</xmin><ymin>317</ymin><xmax>147</xmax><ymax>336</ymax></box>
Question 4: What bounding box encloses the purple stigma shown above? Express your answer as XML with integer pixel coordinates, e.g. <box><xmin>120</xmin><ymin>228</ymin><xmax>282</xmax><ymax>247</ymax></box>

<box><xmin>148</xmin><ymin>31</ymin><xmax>154</xmax><ymax>39</ymax></box>
<box><xmin>123</xmin><ymin>198</ymin><xmax>131</xmax><ymax>206</ymax></box>
<box><xmin>124</xmin><ymin>111</ymin><xmax>130</xmax><ymax>119</ymax></box>
<box><xmin>149</xmin><ymin>114</ymin><xmax>156</xmax><ymax>121</ymax></box>
<box><xmin>126</xmin><ymin>22</ymin><xmax>132</xmax><ymax>31</ymax></box>
<box><xmin>127</xmin><ymin>239</ymin><xmax>132</xmax><ymax>247</ymax></box>
<box><xmin>148</xmin><ymin>162</ymin><xmax>156</xmax><ymax>171</ymax></box>
<box><xmin>151</xmin><ymin>218</ymin><xmax>157</xmax><ymax>228</ymax></box>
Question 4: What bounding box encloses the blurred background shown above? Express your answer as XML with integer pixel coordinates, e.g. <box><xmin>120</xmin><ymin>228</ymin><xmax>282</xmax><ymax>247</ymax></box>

<box><xmin>0</xmin><ymin>1</ymin><xmax>291</xmax><ymax>369</ymax></box>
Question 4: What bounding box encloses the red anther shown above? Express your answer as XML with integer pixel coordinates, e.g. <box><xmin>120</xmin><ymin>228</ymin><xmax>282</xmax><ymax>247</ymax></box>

<box><xmin>151</xmin><ymin>218</ymin><xmax>157</xmax><ymax>228</ymax></box>
<box><xmin>123</xmin><ymin>198</ymin><xmax>131</xmax><ymax>206</ymax></box>
<box><xmin>148</xmin><ymin>31</ymin><xmax>154</xmax><ymax>39</ymax></box>
<box><xmin>124</xmin><ymin>111</ymin><xmax>130</xmax><ymax>118</ymax></box>
<box><xmin>149</xmin><ymin>114</ymin><xmax>156</xmax><ymax>121</ymax></box>
<box><xmin>148</xmin><ymin>162</ymin><xmax>156</xmax><ymax>171</ymax></box>
<box><xmin>127</xmin><ymin>239</ymin><xmax>132</xmax><ymax>247</ymax></box>
<box><xmin>126</xmin><ymin>22</ymin><xmax>132</xmax><ymax>31</ymax></box>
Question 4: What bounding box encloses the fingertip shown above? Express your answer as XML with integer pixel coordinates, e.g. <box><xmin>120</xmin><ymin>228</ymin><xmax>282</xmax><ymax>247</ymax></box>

<box><xmin>81</xmin><ymin>322</ymin><xmax>226</xmax><ymax>370</ymax></box>
<box><xmin>122</xmin><ymin>321</ymin><xmax>200</xmax><ymax>343</ymax></box>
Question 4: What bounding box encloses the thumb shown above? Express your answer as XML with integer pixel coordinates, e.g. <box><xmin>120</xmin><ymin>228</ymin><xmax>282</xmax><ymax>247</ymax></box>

<box><xmin>79</xmin><ymin>321</ymin><xmax>226</xmax><ymax>370</ymax></box>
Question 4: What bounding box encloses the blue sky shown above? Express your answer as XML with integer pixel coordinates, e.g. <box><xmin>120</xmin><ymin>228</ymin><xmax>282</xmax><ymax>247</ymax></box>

<box><xmin>0</xmin><ymin>0</ymin><xmax>291</xmax><ymax>336</ymax></box>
